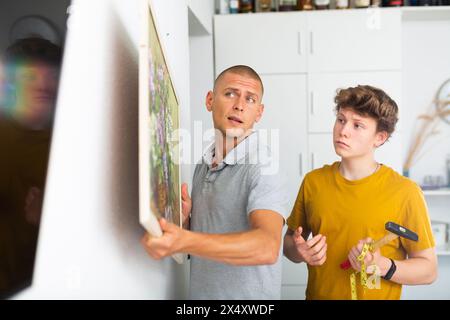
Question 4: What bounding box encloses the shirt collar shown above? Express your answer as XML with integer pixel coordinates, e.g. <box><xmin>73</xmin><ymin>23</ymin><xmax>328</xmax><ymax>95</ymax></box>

<box><xmin>202</xmin><ymin>131</ymin><xmax>259</xmax><ymax>167</ymax></box>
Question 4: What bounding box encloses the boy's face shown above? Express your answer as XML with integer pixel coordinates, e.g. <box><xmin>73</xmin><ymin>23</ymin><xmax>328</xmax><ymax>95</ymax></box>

<box><xmin>10</xmin><ymin>61</ymin><xmax>59</xmax><ymax>129</ymax></box>
<box><xmin>205</xmin><ymin>72</ymin><xmax>264</xmax><ymax>140</ymax></box>
<box><xmin>333</xmin><ymin>107</ymin><xmax>388</xmax><ymax>160</ymax></box>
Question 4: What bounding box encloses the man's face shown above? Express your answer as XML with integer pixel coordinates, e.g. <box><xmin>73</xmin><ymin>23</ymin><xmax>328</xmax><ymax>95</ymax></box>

<box><xmin>10</xmin><ymin>61</ymin><xmax>59</xmax><ymax>129</ymax></box>
<box><xmin>333</xmin><ymin>107</ymin><xmax>387</xmax><ymax>160</ymax></box>
<box><xmin>206</xmin><ymin>72</ymin><xmax>264</xmax><ymax>139</ymax></box>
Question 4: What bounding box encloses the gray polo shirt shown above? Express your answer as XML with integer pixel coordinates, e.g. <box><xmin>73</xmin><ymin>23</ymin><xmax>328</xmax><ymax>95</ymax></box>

<box><xmin>189</xmin><ymin>132</ymin><xmax>289</xmax><ymax>300</ymax></box>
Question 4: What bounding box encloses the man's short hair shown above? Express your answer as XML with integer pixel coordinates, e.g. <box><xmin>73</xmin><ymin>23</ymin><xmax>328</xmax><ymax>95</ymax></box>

<box><xmin>214</xmin><ymin>65</ymin><xmax>264</xmax><ymax>98</ymax></box>
<box><xmin>334</xmin><ymin>85</ymin><xmax>399</xmax><ymax>136</ymax></box>
<box><xmin>5</xmin><ymin>37</ymin><xmax>62</xmax><ymax>66</ymax></box>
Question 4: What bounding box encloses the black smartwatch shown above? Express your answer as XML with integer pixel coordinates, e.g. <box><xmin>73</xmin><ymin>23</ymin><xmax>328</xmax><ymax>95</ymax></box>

<box><xmin>382</xmin><ymin>258</ymin><xmax>397</xmax><ymax>280</ymax></box>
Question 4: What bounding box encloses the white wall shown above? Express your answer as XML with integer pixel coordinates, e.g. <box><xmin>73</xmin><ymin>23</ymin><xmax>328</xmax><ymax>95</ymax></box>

<box><xmin>402</xmin><ymin>19</ymin><xmax>450</xmax><ymax>186</ymax></box>
<box><xmin>14</xmin><ymin>0</ymin><xmax>191</xmax><ymax>299</ymax></box>
<box><xmin>187</xmin><ymin>0</ymin><xmax>215</xmax><ymax>34</ymax></box>
<box><xmin>401</xmin><ymin>17</ymin><xmax>450</xmax><ymax>300</ymax></box>
<box><xmin>189</xmin><ymin>35</ymin><xmax>215</xmax><ymax>167</ymax></box>
<box><xmin>0</xmin><ymin>0</ymin><xmax>71</xmax><ymax>52</ymax></box>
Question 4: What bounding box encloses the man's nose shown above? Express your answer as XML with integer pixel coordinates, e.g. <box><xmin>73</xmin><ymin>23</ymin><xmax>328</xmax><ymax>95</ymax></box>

<box><xmin>233</xmin><ymin>96</ymin><xmax>245</xmax><ymax>111</ymax></box>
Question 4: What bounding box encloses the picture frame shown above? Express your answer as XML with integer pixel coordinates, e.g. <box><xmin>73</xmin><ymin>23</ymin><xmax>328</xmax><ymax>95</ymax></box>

<box><xmin>139</xmin><ymin>0</ymin><xmax>183</xmax><ymax>264</ymax></box>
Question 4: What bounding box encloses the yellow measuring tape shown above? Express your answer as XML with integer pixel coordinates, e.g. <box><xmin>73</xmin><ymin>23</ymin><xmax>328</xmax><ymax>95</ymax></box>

<box><xmin>350</xmin><ymin>242</ymin><xmax>381</xmax><ymax>300</ymax></box>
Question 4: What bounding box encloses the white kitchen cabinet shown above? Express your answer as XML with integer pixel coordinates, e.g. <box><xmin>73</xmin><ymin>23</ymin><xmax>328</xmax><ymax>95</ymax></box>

<box><xmin>306</xmin><ymin>9</ymin><xmax>401</xmax><ymax>72</ymax></box>
<box><xmin>214</xmin><ymin>12</ymin><xmax>308</xmax><ymax>75</ymax></box>
<box><xmin>308</xmin><ymin>71</ymin><xmax>403</xmax><ymax>133</ymax></box>
<box><xmin>308</xmin><ymin>134</ymin><xmax>340</xmax><ymax>171</ymax></box>
<box><xmin>308</xmin><ymin>131</ymin><xmax>403</xmax><ymax>173</ymax></box>
<box><xmin>257</xmin><ymin>74</ymin><xmax>308</xmax><ymax>205</ymax></box>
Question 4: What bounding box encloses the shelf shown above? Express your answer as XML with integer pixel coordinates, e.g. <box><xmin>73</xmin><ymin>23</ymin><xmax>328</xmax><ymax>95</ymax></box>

<box><xmin>402</xmin><ymin>5</ymin><xmax>450</xmax><ymax>21</ymax></box>
<box><xmin>216</xmin><ymin>6</ymin><xmax>450</xmax><ymax>21</ymax></box>
<box><xmin>423</xmin><ymin>188</ymin><xmax>450</xmax><ymax>196</ymax></box>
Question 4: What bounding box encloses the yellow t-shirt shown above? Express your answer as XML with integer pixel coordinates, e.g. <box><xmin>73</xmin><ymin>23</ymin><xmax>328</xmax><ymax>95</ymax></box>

<box><xmin>286</xmin><ymin>162</ymin><xmax>435</xmax><ymax>300</ymax></box>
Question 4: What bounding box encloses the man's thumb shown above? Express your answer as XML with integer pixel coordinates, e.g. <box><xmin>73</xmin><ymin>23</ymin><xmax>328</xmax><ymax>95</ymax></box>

<box><xmin>159</xmin><ymin>218</ymin><xmax>170</xmax><ymax>231</ymax></box>
<box><xmin>181</xmin><ymin>183</ymin><xmax>190</xmax><ymax>200</ymax></box>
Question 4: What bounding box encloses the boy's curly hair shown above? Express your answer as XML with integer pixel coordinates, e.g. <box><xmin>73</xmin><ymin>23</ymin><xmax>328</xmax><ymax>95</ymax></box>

<box><xmin>334</xmin><ymin>85</ymin><xmax>398</xmax><ymax>136</ymax></box>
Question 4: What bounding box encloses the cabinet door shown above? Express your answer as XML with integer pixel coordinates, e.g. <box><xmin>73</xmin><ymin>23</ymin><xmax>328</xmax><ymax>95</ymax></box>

<box><xmin>308</xmin><ymin>132</ymin><xmax>403</xmax><ymax>173</ymax></box>
<box><xmin>307</xmin><ymin>9</ymin><xmax>401</xmax><ymax>72</ymax></box>
<box><xmin>214</xmin><ymin>13</ymin><xmax>307</xmax><ymax>75</ymax></box>
<box><xmin>258</xmin><ymin>74</ymin><xmax>308</xmax><ymax>205</ymax></box>
<box><xmin>308</xmin><ymin>71</ymin><xmax>402</xmax><ymax>133</ymax></box>
<box><xmin>308</xmin><ymin>134</ymin><xmax>340</xmax><ymax>171</ymax></box>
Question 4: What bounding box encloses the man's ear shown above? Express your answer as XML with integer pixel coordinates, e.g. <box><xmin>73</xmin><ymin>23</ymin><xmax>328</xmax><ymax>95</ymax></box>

<box><xmin>205</xmin><ymin>91</ymin><xmax>214</xmax><ymax>112</ymax></box>
<box><xmin>375</xmin><ymin>130</ymin><xmax>389</xmax><ymax>148</ymax></box>
<box><xmin>255</xmin><ymin>104</ymin><xmax>264</xmax><ymax>123</ymax></box>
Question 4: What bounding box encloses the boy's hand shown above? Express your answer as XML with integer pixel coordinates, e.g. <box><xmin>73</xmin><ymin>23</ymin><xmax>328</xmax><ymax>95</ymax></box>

<box><xmin>293</xmin><ymin>226</ymin><xmax>327</xmax><ymax>266</ymax></box>
<box><xmin>347</xmin><ymin>237</ymin><xmax>387</xmax><ymax>274</ymax></box>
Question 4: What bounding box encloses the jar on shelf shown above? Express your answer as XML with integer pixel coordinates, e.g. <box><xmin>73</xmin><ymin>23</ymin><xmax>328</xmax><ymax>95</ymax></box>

<box><xmin>314</xmin><ymin>0</ymin><xmax>330</xmax><ymax>9</ymax></box>
<box><xmin>336</xmin><ymin>0</ymin><xmax>349</xmax><ymax>8</ymax></box>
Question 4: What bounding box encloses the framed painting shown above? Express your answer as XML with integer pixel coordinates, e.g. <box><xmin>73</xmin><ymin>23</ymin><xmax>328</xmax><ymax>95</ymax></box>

<box><xmin>139</xmin><ymin>0</ymin><xmax>182</xmax><ymax>263</ymax></box>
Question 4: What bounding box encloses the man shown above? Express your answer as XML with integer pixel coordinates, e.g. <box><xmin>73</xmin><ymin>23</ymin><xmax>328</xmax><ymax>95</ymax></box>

<box><xmin>283</xmin><ymin>85</ymin><xmax>437</xmax><ymax>299</ymax></box>
<box><xmin>142</xmin><ymin>65</ymin><xmax>288</xmax><ymax>299</ymax></box>
<box><xmin>0</xmin><ymin>38</ymin><xmax>62</xmax><ymax>298</ymax></box>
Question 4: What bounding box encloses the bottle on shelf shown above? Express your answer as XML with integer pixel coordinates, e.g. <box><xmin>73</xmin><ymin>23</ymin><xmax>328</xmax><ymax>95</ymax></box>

<box><xmin>385</xmin><ymin>0</ymin><xmax>403</xmax><ymax>6</ymax></box>
<box><xmin>239</xmin><ymin>0</ymin><xmax>254</xmax><ymax>13</ymax></box>
<box><xmin>229</xmin><ymin>0</ymin><xmax>239</xmax><ymax>13</ymax></box>
<box><xmin>218</xmin><ymin>0</ymin><xmax>230</xmax><ymax>14</ymax></box>
<box><xmin>298</xmin><ymin>0</ymin><xmax>314</xmax><ymax>10</ymax></box>
<box><xmin>278</xmin><ymin>0</ymin><xmax>297</xmax><ymax>11</ymax></box>
<box><xmin>355</xmin><ymin>0</ymin><xmax>371</xmax><ymax>8</ymax></box>
<box><xmin>371</xmin><ymin>0</ymin><xmax>382</xmax><ymax>6</ymax></box>
<box><xmin>314</xmin><ymin>0</ymin><xmax>330</xmax><ymax>9</ymax></box>
<box><xmin>255</xmin><ymin>0</ymin><xmax>273</xmax><ymax>12</ymax></box>
<box><xmin>336</xmin><ymin>0</ymin><xmax>350</xmax><ymax>8</ymax></box>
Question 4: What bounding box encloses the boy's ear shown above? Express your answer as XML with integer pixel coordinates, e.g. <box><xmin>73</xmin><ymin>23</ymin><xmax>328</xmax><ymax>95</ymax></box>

<box><xmin>375</xmin><ymin>131</ymin><xmax>389</xmax><ymax>148</ymax></box>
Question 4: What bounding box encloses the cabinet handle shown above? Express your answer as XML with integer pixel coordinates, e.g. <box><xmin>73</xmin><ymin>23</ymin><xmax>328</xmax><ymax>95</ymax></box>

<box><xmin>310</xmin><ymin>91</ymin><xmax>314</xmax><ymax>115</ymax></box>
<box><xmin>311</xmin><ymin>153</ymin><xmax>315</xmax><ymax>170</ymax></box>
<box><xmin>297</xmin><ymin>32</ymin><xmax>302</xmax><ymax>55</ymax></box>
<box><xmin>299</xmin><ymin>153</ymin><xmax>303</xmax><ymax>176</ymax></box>
<box><xmin>310</xmin><ymin>31</ymin><xmax>314</xmax><ymax>55</ymax></box>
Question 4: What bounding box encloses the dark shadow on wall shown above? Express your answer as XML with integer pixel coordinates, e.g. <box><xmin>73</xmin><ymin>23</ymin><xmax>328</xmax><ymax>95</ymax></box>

<box><xmin>105</xmin><ymin>9</ymin><xmax>188</xmax><ymax>299</ymax></box>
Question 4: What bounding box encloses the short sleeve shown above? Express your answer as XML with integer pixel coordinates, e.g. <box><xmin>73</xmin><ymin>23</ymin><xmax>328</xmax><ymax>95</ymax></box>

<box><xmin>246</xmin><ymin>165</ymin><xmax>289</xmax><ymax>221</ymax></box>
<box><xmin>399</xmin><ymin>184</ymin><xmax>435</xmax><ymax>253</ymax></box>
<box><xmin>286</xmin><ymin>179</ymin><xmax>307</xmax><ymax>232</ymax></box>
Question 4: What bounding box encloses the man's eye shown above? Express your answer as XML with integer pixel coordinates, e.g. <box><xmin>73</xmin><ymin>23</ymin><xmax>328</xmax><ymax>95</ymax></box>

<box><xmin>247</xmin><ymin>97</ymin><xmax>256</xmax><ymax>104</ymax></box>
<box><xmin>225</xmin><ymin>92</ymin><xmax>234</xmax><ymax>97</ymax></box>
